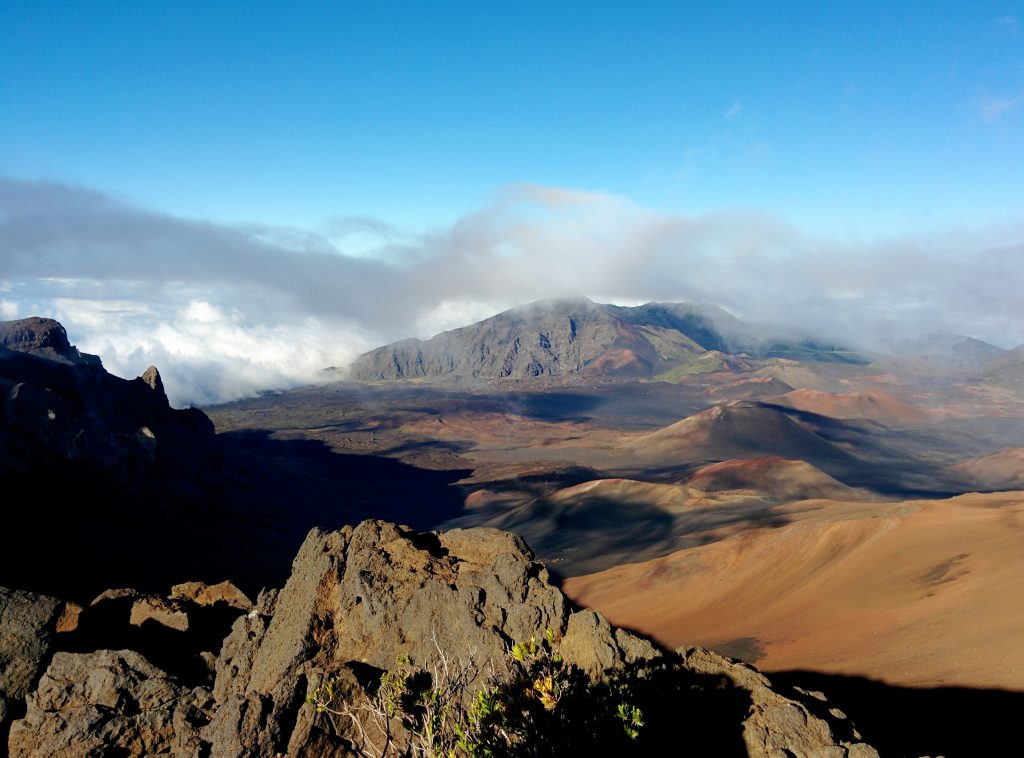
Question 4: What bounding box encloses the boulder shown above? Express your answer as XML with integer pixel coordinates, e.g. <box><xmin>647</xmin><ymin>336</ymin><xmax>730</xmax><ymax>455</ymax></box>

<box><xmin>7</xmin><ymin>650</ymin><xmax>213</xmax><ymax>757</ymax></box>
<box><xmin>0</xmin><ymin>588</ymin><xmax>63</xmax><ymax>745</ymax></box>
<box><xmin>130</xmin><ymin>596</ymin><xmax>191</xmax><ymax>632</ymax></box>
<box><xmin>170</xmin><ymin>580</ymin><xmax>253</xmax><ymax>611</ymax></box>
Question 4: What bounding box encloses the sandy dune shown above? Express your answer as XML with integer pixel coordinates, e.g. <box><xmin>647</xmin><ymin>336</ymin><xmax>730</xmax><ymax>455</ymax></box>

<box><xmin>564</xmin><ymin>491</ymin><xmax>1024</xmax><ymax>689</ymax></box>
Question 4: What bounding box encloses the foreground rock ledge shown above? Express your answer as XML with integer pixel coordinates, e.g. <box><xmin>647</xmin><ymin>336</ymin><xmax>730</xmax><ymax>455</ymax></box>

<box><xmin>3</xmin><ymin>520</ymin><xmax>878</xmax><ymax>757</ymax></box>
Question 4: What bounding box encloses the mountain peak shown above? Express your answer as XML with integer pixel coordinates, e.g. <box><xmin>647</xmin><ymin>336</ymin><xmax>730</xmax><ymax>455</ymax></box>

<box><xmin>350</xmin><ymin>299</ymin><xmax>727</xmax><ymax>381</ymax></box>
<box><xmin>0</xmin><ymin>316</ymin><xmax>101</xmax><ymax>367</ymax></box>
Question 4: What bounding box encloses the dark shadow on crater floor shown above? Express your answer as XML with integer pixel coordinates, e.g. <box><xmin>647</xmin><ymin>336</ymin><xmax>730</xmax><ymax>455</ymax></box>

<box><xmin>770</xmin><ymin>669</ymin><xmax>1024</xmax><ymax>757</ymax></box>
<box><xmin>1</xmin><ymin>431</ymin><xmax>471</xmax><ymax>603</ymax></box>
<box><xmin>219</xmin><ymin>429</ymin><xmax>472</xmax><ymax>529</ymax></box>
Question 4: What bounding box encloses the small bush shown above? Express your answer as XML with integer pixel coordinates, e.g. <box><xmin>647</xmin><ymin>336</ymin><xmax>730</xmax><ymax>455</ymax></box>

<box><xmin>307</xmin><ymin>630</ymin><xmax>644</xmax><ymax>757</ymax></box>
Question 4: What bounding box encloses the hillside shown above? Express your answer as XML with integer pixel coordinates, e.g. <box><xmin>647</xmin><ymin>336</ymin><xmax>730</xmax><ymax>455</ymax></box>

<box><xmin>952</xmin><ymin>447</ymin><xmax>1024</xmax><ymax>490</ymax></box>
<box><xmin>894</xmin><ymin>333</ymin><xmax>1007</xmax><ymax>371</ymax></box>
<box><xmin>624</xmin><ymin>402</ymin><xmax>855</xmax><ymax>470</ymax></box>
<box><xmin>980</xmin><ymin>345</ymin><xmax>1024</xmax><ymax>396</ymax></box>
<box><xmin>765</xmin><ymin>389</ymin><xmax>930</xmax><ymax>425</ymax></box>
<box><xmin>685</xmin><ymin>456</ymin><xmax>873</xmax><ymax>501</ymax></box>
<box><xmin>564</xmin><ymin>492</ymin><xmax>1024</xmax><ymax>692</ymax></box>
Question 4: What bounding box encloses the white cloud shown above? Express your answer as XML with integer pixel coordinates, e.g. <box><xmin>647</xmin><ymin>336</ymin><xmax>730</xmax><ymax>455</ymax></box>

<box><xmin>3</xmin><ymin>177</ymin><xmax>1024</xmax><ymax>405</ymax></box>
<box><xmin>46</xmin><ymin>295</ymin><xmax>376</xmax><ymax>406</ymax></box>
<box><xmin>724</xmin><ymin>101</ymin><xmax>743</xmax><ymax>120</ymax></box>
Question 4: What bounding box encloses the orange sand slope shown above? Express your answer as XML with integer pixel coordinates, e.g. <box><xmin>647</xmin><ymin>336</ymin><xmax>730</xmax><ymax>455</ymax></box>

<box><xmin>564</xmin><ymin>491</ymin><xmax>1024</xmax><ymax>690</ymax></box>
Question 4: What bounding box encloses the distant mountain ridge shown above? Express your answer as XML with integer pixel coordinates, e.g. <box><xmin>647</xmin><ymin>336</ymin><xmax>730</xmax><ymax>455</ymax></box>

<box><xmin>351</xmin><ymin>297</ymin><xmax>857</xmax><ymax>381</ymax></box>
<box><xmin>0</xmin><ymin>316</ymin><xmax>102</xmax><ymax>367</ymax></box>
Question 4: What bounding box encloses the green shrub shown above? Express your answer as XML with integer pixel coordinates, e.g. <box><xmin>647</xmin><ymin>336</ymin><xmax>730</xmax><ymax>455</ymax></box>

<box><xmin>307</xmin><ymin>630</ymin><xmax>644</xmax><ymax>757</ymax></box>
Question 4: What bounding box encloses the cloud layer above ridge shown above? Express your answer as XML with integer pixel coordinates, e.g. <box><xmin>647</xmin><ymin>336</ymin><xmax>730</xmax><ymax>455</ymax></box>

<box><xmin>2</xmin><ymin>178</ymin><xmax>1023</xmax><ymax>405</ymax></box>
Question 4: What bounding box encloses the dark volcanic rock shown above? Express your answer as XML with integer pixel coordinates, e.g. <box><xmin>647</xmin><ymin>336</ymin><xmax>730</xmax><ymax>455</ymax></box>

<box><xmin>0</xmin><ymin>317</ymin><xmax>101</xmax><ymax>366</ymax></box>
<box><xmin>0</xmin><ymin>588</ymin><xmax>64</xmax><ymax>747</ymax></box>
<box><xmin>0</xmin><ymin>317</ymin><xmax>225</xmax><ymax>599</ymax></box>
<box><xmin>3</xmin><ymin>520</ymin><xmax>878</xmax><ymax>756</ymax></box>
<box><xmin>197</xmin><ymin>520</ymin><xmax>876</xmax><ymax>757</ymax></box>
<box><xmin>8</xmin><ymin>650</ymin><xmax>214</xmax><ymax>757</ymax></box>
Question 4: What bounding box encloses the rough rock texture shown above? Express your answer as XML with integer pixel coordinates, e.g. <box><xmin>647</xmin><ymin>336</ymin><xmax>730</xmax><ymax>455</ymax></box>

<box><xmin>679</xmin><ymin>647</ymin><xmax>877</xmax><ymax>758</ymax></box>
<box><xmin>197</xmin><ymin>520</ymin><xmax>877</xmax><ymax>757</ymax></box>
<box><xmin>4</xmin><ymin>520</ymin><xmax>879</xmax><ymax>756</ymax></box>
<box><xmin>0</xmin><ymin>588</ymin><xmax>63</xmax><ymax>745</ymax></box>
<box><xmin>130</xmin><ymin>596</ymin><xmax>192</xmax><ymax>632</ymax></box>
<box><xmin>8</xmin><ymin>650</ymin><xmax>213</xmax><ymax>757</ymax></box>
<box><xmin>171</xmin><ymin>580</ymin><xmax>253</xmax><ymax>611</ymax></box>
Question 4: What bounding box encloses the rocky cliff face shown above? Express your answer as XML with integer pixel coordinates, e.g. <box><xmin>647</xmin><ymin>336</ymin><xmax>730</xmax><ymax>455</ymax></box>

<box><xmin>0</xmin><ymin>317</ymin><xmax>102</xmax><ymax>366</ymax></box>
<box><xmin>0</xmin><ymin>317</ymin><xmax>223</xmax><ymax>599</ymax></box>
<box><xmin>1</xmin><ymin>520</ymin><xmax>878</xmax><ymax>757</ymax></box>
<box><xmin>0</xmin><ymin>317</ymin><xmax>217</xmax><ymax>486</ymax></box>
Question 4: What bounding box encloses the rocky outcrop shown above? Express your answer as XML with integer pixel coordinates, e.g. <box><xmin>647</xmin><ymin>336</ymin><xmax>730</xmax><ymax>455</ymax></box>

<box><xmin>678</xmin><ymin>647</ymin><xmax>878</xmax><ymax>758</ymax></box>
<box><xmin>0</xmin><ymin>317</ymin><xmax>224</xmax><ymax>600</ymax></box>
<box><xmin>2</xmin><ymin>520</ymin><xmax>878</xmax><ymax>756</ymax></box>
<box><xmin>0</xmin><ymin>588</ymin><xmax>64</xmax><ymax>743</ymax></box>
<box><xmin>0</xmin><ymin>317</ymin><xmax>101</xmax><ymax>367</ymax></box>
<box><xmin>170</xmin><ymin>580</ymin><xmax>254</xmax><ymax>611</ymax></box>
<box><xmin>8</xmin><ymin>650</ymin><xmax>214</xmax><ymax>757</ymax></box>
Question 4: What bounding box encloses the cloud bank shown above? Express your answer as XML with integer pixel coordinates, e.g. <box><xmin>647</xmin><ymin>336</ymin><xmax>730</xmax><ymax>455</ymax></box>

<box><xmin>2</xmin><ymin>178</ymin><xmax>1023</xmax><ymax>405</ymax></box>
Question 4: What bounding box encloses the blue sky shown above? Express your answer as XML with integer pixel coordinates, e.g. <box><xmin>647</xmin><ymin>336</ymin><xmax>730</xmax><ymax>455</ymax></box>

<box><xmin>2</xmin><ymin>2</ymin><xmax>1024</xmax><ymax>403</ymax></box>
<box><xmin>3</xmin><ymin>1</ymin><xmax>1023</xmax><ymax>234</ymax></box>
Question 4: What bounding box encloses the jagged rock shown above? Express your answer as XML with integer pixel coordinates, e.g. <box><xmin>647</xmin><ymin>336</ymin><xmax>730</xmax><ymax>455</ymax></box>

<box><xmin>677</xmin><ymin>647</ymin><xmax>879</xmax><ymax>758</ymax></box>
<box><xmin>141</xmin><ymin>365</ymin><xmax>165</xmax><ymax>394</ymax></box>
<box><xmin>4</xmin><ymin>520</ymin><xmax>878</xmax><ymax>757</ymax></box>
<box><xmin>91</xmin><ymin>587</ymin><xmax>142</xmax><ymax>605</ymax></box>
<box><xmin>195</xmin><ymin>520</ymin><xmax>877</xmax><ymax>757</ymax></box>
<box><xmin>61</xmin><ymin>587</ymin><xmax>250</xmax><ymax>697</ymax></box>
<box><xmin>7</xmin><ymin>650</ymin><xmax>213</xmax><ymax>757</ymax></box>
<box><xmin>55</xmin><ymin>602</ymin><xmax>83</xmax><ymax>633</ymax></box>
<box><xmin>171</xmin><ymin>580</ymin><xmax>253</xmax><ymax>611</ymax></box>
<box><xmin>0</xmin><ymin>317</ymin><xmax>224</xmax><ymax>600</ymax></box>
<box><xmin>130</xmin><ymin>596</ymin><xmax>191</xmax><ymax>632</ymax></box>
<box><xmin>0</xmin><ymin>588</ymin><xmax>63</xmax><ymax>746</ymax></box>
